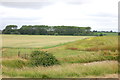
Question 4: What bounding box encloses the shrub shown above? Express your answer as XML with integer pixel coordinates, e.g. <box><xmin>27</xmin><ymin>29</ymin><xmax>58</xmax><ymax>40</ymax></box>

<box><xmin>30</xmin><ymin>51</ymin><xmax>59</xmax><ymax>67</ymax></box>
<box><xmin>99</xmin><ymin>33</ymin><xmax>103</xmax><ymax>36</ymax></box>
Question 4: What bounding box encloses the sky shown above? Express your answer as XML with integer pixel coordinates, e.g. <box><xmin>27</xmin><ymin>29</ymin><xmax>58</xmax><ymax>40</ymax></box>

<box><xmin>0</xmin><ymin>0</ymin><xmax>119</xmax><ymax>31</ymax></box>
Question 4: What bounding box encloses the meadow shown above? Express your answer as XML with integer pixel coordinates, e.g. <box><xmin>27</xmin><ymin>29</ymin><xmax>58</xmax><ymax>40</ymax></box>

<box><xmin>1</xmin><ymin>35</ymin><xmax>119</xmax><ymax>78</ymax></box>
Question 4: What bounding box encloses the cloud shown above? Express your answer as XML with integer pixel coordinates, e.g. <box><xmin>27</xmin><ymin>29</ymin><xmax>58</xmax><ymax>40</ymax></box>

<box><xmin>59</xmin><ymin>0</ymin><xmax>91</xmax><ymax>5</ymax></box>
<box><xmin>0</xmin><ymin>2</ymin><xmax>53</xmax><ymax>9</ymax></box>
<box><xmin>89</xmin><ymin>13</ymin><xmax>117</xmax><ymax>18</ymax></box>
<box><xmin>0</xmin><ymin>0</ymin><xmax>119</xmax><ymax>31</ymax></box>
<box><xmin>2</xmin><ymin>17</ymin><xmax>42</xmax><ymax>21</ymax></box>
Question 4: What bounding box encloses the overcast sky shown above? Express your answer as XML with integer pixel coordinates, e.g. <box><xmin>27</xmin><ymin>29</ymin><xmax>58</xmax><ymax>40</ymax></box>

<box><xmin>0</xmin><ymin>0</ymin><xmax>119</xmax><ymax>31</ymax></box>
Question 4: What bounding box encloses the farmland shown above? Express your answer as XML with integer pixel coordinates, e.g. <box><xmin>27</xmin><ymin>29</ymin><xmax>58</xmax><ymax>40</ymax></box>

<box><xmin>2</xmin><ymin>35</ymin><xmax>91</xmax><ymax>48</ymax></box>
<box><xmin>1</xmin><ymin>35</ymin><xmax>119</xmax><ymax>78</ymax></box>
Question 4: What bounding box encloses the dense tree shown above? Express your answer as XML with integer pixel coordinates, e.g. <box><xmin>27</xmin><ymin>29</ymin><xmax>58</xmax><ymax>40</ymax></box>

<box><xmin>2</xmin><ymin>25</ymin><xmax>18</xmax><ymax>34</ymax></box>
<box><xmin>93</xmin><ymin>30</ymin><xmax>97</xmax><ymax>32</ymax></box>
<box><xmin>118</xmin><ymin>32</ymin><xmax>120</xmax><ymax>35</ymax></box>
<box><xmin>5</xmin><ymin>25</ymin><xmax>17</xmax><ymax>29</ymax></box>
<box><xmin>110</xmin><ymin>30</ymin><xmax>113</xmax><ymax>32</ymax></box>
<box><xmin>2</xmin><ymin>25</ymin><xmax>94</xmax><ymax>36</ymax></box>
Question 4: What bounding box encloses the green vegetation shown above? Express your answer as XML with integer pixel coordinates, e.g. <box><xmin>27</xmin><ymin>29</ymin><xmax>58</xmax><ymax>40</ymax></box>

<box><xmin>2</xmin><ymin>25</ymin><xmax>118</xmax><ymax>36</ymax></box>
<box><xmin>93</xmin><ymin>32</ymin><xmax>118</xmax><ymax>36</ymax></box>
<box><xmin>64</xmin><ymin>36</ymin><xmax>118</xmax><ymax>51</ymax></box>
<box><xmin>2</xmin><ymin>61</ymin><xmax>118</xmax><ymax>78</ymax></box>
<box><xmin>2</xmin><ymin>25</ymin><xmax>92</xmax><ymax>36</ymax></box>
<box><xmin>30</xmin><ymin>51</ymin><xmax>59</xmax><ymax>67</ymax></box>
<box><xmin>2</xmin><ymin>35</ymin><xmax>118</xmax><ymax>78</ymax></box>
<box><xmin>3</xmin><ymin>59</ymin><xmax>27</xmax><ymax>68</ymax></box>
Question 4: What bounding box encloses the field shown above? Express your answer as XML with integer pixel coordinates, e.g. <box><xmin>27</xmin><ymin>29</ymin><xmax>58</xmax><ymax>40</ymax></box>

<box><xmin>1</xmin><ymin>35</ymin><xmax>119</xmax><ymax>78</ymax></box>
<box><xmin>2</xmin><ymin>35</ymin><xmax>91</xmax><ymax>48</ymax></box>
<box><xmin>94</xmin><ymin>32</ymin><xmax>118</xmax><ymax>36</ymax></box>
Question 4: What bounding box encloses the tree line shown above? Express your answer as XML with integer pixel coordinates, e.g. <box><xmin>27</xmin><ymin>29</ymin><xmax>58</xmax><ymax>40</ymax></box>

<box><xmin>2</xmin><ymin>25</ymin><xmax>94</xmax><ymax>36</ymax></box>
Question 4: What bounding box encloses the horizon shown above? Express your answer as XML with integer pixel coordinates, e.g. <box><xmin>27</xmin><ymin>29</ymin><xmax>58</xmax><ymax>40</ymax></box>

<box><xmin>1</xmin><ymin>24</ymin><xmax>118</xmax><ymax>32</ymax></box>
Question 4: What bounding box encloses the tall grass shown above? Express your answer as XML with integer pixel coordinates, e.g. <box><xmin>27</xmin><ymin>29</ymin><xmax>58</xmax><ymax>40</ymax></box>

<box><xmin>3</xmin><ymin>48</ymin><xmax>118</xmax><ymax>64</ymax></box>
<box><xmin>58</xmin><ymin>51</ymin><xmax>118</xmax><ymax>63</ymax></box>
<box><xmin>2</xmin><ymin>60</ymin><xmax>27</xmax><ymax>68</ymax></box>
<box><xmin>65</xmin><ymin>36</ymin><xmax>118</xmax><ymax>51</ymax></box>
<box><xmin>2</xmin><ymin>61</ymin><xmax>118</xmax><ymax>78</ymax></box>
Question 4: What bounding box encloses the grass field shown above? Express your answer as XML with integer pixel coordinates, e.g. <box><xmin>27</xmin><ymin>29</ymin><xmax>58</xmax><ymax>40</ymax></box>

<box><xmin>64</xmin><ymin>36</ymin><xmax>118</xmax><ymax>51</ymax></box>
<box><xmin>2</xmin><ymin>35</ymin><xmax>91</xmax><ymax>48</ymax></box>
<box><xmin>1</xmin><ymin>35</ymin><xmax>119</xmax><ymax>78</ymax></box>
<box><xmin>95</xmin><ymin>32</ymin><xmax>118</xmax><ymax>36</ymax></box>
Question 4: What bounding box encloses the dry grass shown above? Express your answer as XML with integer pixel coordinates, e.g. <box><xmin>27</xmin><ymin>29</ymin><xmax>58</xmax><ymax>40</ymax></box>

<box><xmin>65</xmin><ymin>36</ymin><xmax>118</xmax><ymax>51</ymax></box>
<box><xmin>2</xmin><ymin>35</ymin><xmax>91</xmax><ymax>48</ymax></box>
<box><xmin>2</xmin><ymin>61</ymin><xmax>118</xmax><ymax>78</ymax></box>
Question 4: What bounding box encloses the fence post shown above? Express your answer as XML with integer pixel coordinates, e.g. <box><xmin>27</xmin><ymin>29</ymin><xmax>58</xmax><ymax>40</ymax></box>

<box><xmin>25</xmin><ymin>53</ymin><xmax>27</xmax><ymax>59</ymax></box>
<box><xmin>18</xmin><ymin>51</ymin><xmax>20</xmax><ymax>57</ymax></box>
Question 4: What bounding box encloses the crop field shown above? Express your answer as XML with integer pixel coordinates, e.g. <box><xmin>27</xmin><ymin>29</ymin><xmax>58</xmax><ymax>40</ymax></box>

<box><xmin>1</xmin><ymin>35</ymin><xmax>119</xmax><ymax>78</ymax></box>
<box><xmin>2</xmin><ymin>35</ymin><xmax>91</xmax><ymax>48</ymax></box>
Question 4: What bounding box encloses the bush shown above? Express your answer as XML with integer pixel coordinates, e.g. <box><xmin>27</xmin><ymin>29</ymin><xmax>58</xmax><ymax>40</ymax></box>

<box><xmin>30</xmin><ymin>51</ymin><xmax>59</xmax><ymax>67</ymax></box>
<box><xmin>99</xmin><ymin>33</ymin><xmax>103</xmax><ymax>36</ymax></box>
